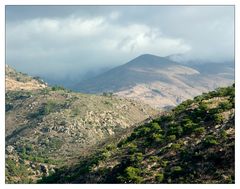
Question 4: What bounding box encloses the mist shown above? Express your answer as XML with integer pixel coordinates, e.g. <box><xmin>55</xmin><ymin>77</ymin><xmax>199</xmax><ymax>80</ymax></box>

<box><xmin>6</xmin><ymin>6</ymin><xmax>234</xmax><ymax>87</ymax></box>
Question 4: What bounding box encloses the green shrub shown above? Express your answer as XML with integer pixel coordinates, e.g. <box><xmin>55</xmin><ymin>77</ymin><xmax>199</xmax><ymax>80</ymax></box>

<box><xmin>194</xmin><ymin>95</ymin><xmax>204</xmax><ymax>102</ymax></box>
<box><xmin>151</xmin><ymin>133</ymin><xmax>163</xmax><ymax>143</ymax></box>
<box><xmin>171</xmin><ymin>166</ymin><xmax>182</xmax><ymax>173</ymax></box>
<box><xmin>149</xmin><ymin>156</ymin><xmax>159</xmax><ymax>162</ymax></box>
<box><xmin>171</xmin><ymin>143</ymin><xmax>181</xmax><ymax>150</ymax></box>
<box><xmin>220</xmin><ymin>130</ymin><xmax>228</xmax><ymax>140</ymax></box>
<box><xmin>183</xmin><ymin>122</ymin><xmax>198</xmax><ymax>133</ymax></box>
<box><xmin>51</xmin><ymin>86</ymin><xmax>65</xmax><ymax>91</ymax></box>
<box><xmin>119</xmin><ymin>166</ymin><xmax>143</xmax><ymax>183</ymax></box>
<box><xmin>167</xmin><ymin>135</ymin><xmax>176</xmax><ymax>142</ymax></box>
<box><xmin>218</xmin><ymin>101</ymin><xmax>232</xmax><ymax>111</ymax></box>
<box><xmin>213</xmin><ymin>113</ymin><xmax>224</xmax><ymax>124</ymax></box>
<box><xmin>204</xmin><ymin>135</ymin><xmax>219</xmax><ymax>146</ymax></box>
<box><xmin>127</xmin><ymin>143</ymin><xmax>138</xmax><ymax>154</ymax></box>
<box><xmin>130</xmin><ymin>153</ymin><xmax>143</xmax><ymax>165</ymax></box>
<box><xmin>160</xmin><ymin>115</ymin><xmax>174</xmax><ymax>122</ymax></box>
<box><xmin>194</xmin><ymin>127</ymin><xmax>205</xmax><ymax>135</ymax></box>
<box><xmin>161</xmin><ymin>160</ymin><xmax>169</xmax><ymax>167</ymax></box>
<box><xmin>168</xmin><ymin>124</ymin><xmax>183</xmax><ymax>136</ymax></box>
<box><xmin>155</xmin><ymin>173</ymin><xmax>164</xmax><ymax>182</ymax></box>
<box><xmin>150</xmin><ymin>122</ymin><xmax>162</xmax><ymax>132</ymax></box>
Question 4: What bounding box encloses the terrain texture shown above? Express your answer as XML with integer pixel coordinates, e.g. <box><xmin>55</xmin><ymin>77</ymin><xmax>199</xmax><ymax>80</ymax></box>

<box><xmin>40</xmin><ymin>84</ymin><xmax>235</xmax><ymax>184</ymax></box>
<box><xmin>5</xmin><ymin>65</ymin><xmax>159</xmax><ymax>183</ymax></box>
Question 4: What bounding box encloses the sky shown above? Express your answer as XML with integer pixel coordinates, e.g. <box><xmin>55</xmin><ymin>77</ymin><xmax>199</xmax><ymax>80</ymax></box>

<box><xmin>6</xmin><ymin>6</ymin><xmax>234</xmax><ymax>84</ymax></box>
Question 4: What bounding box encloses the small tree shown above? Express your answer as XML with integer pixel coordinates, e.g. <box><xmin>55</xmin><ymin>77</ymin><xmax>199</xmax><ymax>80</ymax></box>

<box><xmin>155</xmin><ymin>173</ymin><xmax>164</xmax><ymax>182</ymax></box>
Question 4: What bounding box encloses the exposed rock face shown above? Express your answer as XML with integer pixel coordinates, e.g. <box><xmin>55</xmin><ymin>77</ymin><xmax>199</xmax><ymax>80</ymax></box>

<box><xmin>6</xmin><ymin>145</ymin><xmax>14</xmax><ymax>154</ymax></box>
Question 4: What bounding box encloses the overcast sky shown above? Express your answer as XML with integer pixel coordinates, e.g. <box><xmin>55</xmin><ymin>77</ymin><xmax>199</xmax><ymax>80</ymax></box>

<box><xmin>6</xmin><ymin>6</ymin><xmax>234</xmax><ymax>82</ymax></box>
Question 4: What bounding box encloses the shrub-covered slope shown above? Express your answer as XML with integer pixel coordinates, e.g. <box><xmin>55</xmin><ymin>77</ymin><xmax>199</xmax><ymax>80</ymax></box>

<box><xmin>5</xmin><ymin>68</ymin><xmax>159</xmax><ymax>183</ymax></box>
<box><xmin>40</xmin><ymin>84</ymin><xmax>235</xmax><ymax>184</ymax></box>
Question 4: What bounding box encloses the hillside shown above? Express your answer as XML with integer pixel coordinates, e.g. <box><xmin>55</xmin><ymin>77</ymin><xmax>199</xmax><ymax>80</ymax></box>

<box><xmin>40</xmin><ymin>84</ymin><xmax>235</xmax><ymax>184</ymax></box>
<box><xmin>6</xmin><ymin>65</ymin><xmax>47</xmax><ymax>91</ymax></box>
<box><xmin>75</xmin><ymin>54</ymin><xmax>234</xmax><ymax>109</ymax></box>
<box><xmin>5</xmin><ymin>66</ymin><xmax>160</xmax><ymax>183</ymax></box>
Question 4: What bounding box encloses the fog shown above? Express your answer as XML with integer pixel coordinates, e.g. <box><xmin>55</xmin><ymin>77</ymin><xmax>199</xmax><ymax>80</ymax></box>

<box><xmin>6</xmin><ymin>6</ymin><xmax>234</xmax><ymax>86</ymax></box>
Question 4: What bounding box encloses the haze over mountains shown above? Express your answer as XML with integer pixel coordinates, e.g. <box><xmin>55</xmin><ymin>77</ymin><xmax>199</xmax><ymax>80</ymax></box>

<box><xmin>75</xmin><ymin>54</ymin><xmax>234</xmax><ymax>109</ymax></box>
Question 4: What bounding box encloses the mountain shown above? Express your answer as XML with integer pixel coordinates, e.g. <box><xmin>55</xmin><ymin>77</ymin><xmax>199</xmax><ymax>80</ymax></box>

<box><xmin>75</xmin><ymin>54</ymin><xmax>234</xmax><ymax>109</ymax></box>
<box><xmin>5</xmin><ymin>66</ymin><xmax>159</xmax><ymax>183</ymax></box>
<box><xmin>40</xmin><ymin>84</ymin><xmax>235</xmax><ymax>184</ymax></box>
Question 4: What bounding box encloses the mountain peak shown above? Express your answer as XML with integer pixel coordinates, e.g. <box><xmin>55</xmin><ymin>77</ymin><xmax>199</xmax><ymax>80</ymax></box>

<box><xmin>126</xmin><ymin>53</ymin><xmax>177</xmax><ymax>67</ymax></box>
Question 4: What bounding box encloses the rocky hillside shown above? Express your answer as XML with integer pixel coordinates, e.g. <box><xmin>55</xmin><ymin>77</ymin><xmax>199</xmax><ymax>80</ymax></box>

<box><xmin>5</xmin><ymin>67</ymin><xmax>160</xmax><ymax>183</ymax></box>
<box><xmin>75</xmin><ymin>54</ymin><xmax>234</xmax><ymax>109</ymax></box>
<box><xmin>40</xmin><ymin>84</ymin><xmax>234</xmax><ymax>184</ymax></box>
<box><xmin>6</xmin><ymin>65</ymin><xmax>47</xmax><ymax>91</ymax></box>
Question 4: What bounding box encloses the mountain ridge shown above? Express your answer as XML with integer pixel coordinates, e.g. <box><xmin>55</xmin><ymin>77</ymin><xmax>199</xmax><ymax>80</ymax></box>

<box><xmin>74</xmin><ymin>54</ymin><xmax>234</xmax><ymax>109</ymax></box>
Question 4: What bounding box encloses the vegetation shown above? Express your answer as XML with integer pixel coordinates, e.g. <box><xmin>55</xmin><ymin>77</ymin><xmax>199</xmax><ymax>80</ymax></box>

<box><xmin>38</xmin><ymin>84</ymin><xmax>234</xmax><ymax>184</ymax></box>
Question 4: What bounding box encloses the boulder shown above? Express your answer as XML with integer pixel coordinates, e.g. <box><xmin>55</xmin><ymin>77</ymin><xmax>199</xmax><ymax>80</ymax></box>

<box><xmin>6</xmin><ymin>145</ymin><xmax>14</xmax><ymax>154</ymax></box>
<box><xmin>40</xmin><ymin>164</ymin><xmax>49</xmax><ymax>176</ymax></box>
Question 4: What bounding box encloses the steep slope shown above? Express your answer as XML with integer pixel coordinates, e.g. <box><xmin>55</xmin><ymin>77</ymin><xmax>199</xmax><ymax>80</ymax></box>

<box><xmin>40</xmin><ymin>84</ymin><xmax>234</xmax><ymax>184</ymax></box>
<box><xmin>5</xmin><ymin>67</ymin><xmax>160</xmax><ymax>183</ymax></box>
<box><xmin>6</xmin><ymin>65</ymin><xmax>47</xmax><ymax>91</ymax></box>
<box><xmin>75</xmin><ymin>54</ymin><xmax>234</xmax><ymax>109</ymax></box>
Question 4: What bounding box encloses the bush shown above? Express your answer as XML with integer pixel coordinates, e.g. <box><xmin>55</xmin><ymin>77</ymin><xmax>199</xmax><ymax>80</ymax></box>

<box><xmin>216</xmin><ymin>86</ymin><xmax>234</xmax><ymax>97</ymax></box>
<box><xmin>182</xmin><ymin>120</ymin><xmax>198</xmax><ymax>134</ymax></box>
<box><xmin>168</xmin><ymin>124</ymin><xmax>183</xmax><ymax>136</ymax></box>
<box><xmin>213</xmin><ymin>114</ymin><xmax>224</xmax><ymax>124</ymax></box>
<box><xmin>220</xmin><ymin>130</ymin><xmax>228</xmax><ymax>140</ymax></box>
<box><xmin>160</xmin><ymin>115</ymin><xmax>174</xmax><ymax>122</ymax></box>
<box><xmin>161</xmin><ymin>160</ymin><xmax>169</xmax><ymax>167</ymax></box>
<box><xmin>135</xmin><ymin>126</ymin><xmax>151</xmax><ymax>137</ymax></box>
<box><xmin>171</xmin><ymin>166</ymin><xmax>182</xmax><ymax>173</ymax></box>
<box><xmin>155</xmin><ymin>173</ymin><xmax>164</xmax><ymax>182</ymax></box>
<box><xmin>150</xmin><ymin>133</ymin><xmax>163</xmax><ymax>143</ymax></box>
<box><xmin>150</xmin><ymin>122</ymin><xmax>162</xmax><ymax>133</ymax></box>
<box><xmin>218</xmin><ymin>101</ymin><xmax>232</xmax><ymax>111</ymax></box>
<box><xmin>51</xmin><ymin>86</ymin><xmax>65</xmax><ymax>91</ymax></box>
<box><xmin>130</xmin><ymin>153</ymin><xmax>143</xmax><ymax>165</ymax></box>
<box><xmin>118</xmin><ymin>166</ymin><xmax>143</xmax><ymax>183</ymax></box>
<box><xmin>167</xmin><ymin>135</ymin><xmax>176</xmax><ymax>142</ymax></box>
<box><xmin>204</xmin><ymin>135</ymin><xmax>219</xmax><ymax>146</ymax></box>
<box><xmin>127</xmin><ymin>143</ymin><xmax>138</xmax><ymax>154</ymax></box>
<box><xmin>171</xmin><ymin>143</ymin><xmax>181</xmax><ymax>150</ymax></box>
<box><xmin>194</xmin><ymin>127</ymin><xmax>205</xmax><ymax>135</ymax></box>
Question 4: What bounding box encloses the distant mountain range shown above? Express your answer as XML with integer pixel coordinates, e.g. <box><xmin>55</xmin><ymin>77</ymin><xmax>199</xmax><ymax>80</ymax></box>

<box><xmin>75</xmin><ymin>54</ymin><xmax>234</xmax><ymax>109</ymax></box>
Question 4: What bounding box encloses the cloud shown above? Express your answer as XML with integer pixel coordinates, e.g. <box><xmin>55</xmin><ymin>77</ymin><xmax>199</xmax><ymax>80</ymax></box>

<box><xmin>6</xmin><ymin>12</ymin><xmax>190</xmax><ymax>79</ymax></box>
<box><xmin>6</xmin><ymin>6</ymin><xmax>234</xmax><ymax>84</ymax></box>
